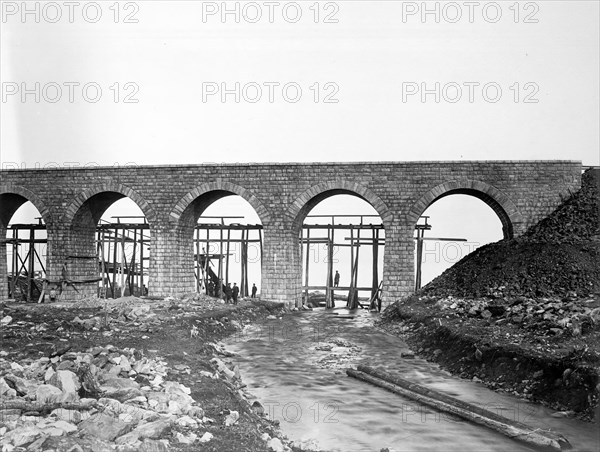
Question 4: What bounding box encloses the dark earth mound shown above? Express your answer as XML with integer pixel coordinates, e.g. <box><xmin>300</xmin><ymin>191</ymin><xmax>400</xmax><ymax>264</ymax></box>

<box><xmin>422</xmin><ymin>168</ymin><xmax>600</xmax><ymax>300</ymax></box>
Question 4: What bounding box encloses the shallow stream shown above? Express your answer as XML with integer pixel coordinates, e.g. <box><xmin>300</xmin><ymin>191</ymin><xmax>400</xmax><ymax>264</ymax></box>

<box><xmin>223</xmin><ymin>308</ymin><xmax>599</xmax><ymax>452</ymax></box>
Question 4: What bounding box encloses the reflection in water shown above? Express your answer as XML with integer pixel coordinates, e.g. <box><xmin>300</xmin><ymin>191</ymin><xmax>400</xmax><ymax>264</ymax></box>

<box><xmin>224</xmin><ymin>309</ymin><xmax>598</xmax><ymax>452</ymax></box>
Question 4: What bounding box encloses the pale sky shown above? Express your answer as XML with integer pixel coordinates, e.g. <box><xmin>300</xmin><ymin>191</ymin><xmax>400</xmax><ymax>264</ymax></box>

<box><xmin>2</xmin><ymin>1</ymin><xmax>598</xmax><ymax>290</ymax></box>
<box><xmin>1</xmin><ymin>1</ymin><xmax>598</xmax><ymax>166</ymax></box>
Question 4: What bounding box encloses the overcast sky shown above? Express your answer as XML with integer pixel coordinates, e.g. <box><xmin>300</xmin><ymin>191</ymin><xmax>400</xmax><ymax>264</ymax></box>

<box><xmin>2</xmin><ymin>1</ymin><xmax>598</xmax><ymax>290</ymax></box>
<box><xmin>1</xmin><ymin>1</ymin><xmax>598</xmax><ymax>166</ymax></box>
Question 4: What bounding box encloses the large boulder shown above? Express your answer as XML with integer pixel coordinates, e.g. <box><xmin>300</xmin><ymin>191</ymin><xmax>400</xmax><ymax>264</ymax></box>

<box><xmin>1</xmin><ymin>425</ymin><xmax>43</xmax><ymax>447</ymax></box>
<box><xmin>79</xmin><ymin>413</ymin><xmax>132</xmax><ymax>441</ymax></box>
<box><xmin>99</xmin><ymin>375</ymin><xmax>143</xmax><ymax>402</ymax></box>
<box><xmin>114</xmin><ymin>418</ymin><xmax>171</xmax><ymax>445</ymax></box>
<box><xmin>36</xmin><ymin>384</ymin><xmax>63</xmax><ymax>404</ymax></box>
<box><xmin>48</xmin><ymin>370</ymin><xmax>81</xmax><ymax>397</ymax></box>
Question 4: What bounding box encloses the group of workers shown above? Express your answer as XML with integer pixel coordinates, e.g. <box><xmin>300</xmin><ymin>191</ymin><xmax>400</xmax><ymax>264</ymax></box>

<box><xmin>209</xmin><ymin>281</ymin><xmax>257</xmax><ymax>304</ymax></box>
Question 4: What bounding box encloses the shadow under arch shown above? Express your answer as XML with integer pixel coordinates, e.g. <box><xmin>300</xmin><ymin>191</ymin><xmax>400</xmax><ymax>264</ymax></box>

<box><xmin>0</xmin><ymin>184</ymin><xmax>53</xmax><ymax>227</ymax></box>
<box><xmin>408</xmin><ymin>180</ymin><xmax>523</xmax><ymax>239</ymax></box>
<box><xmin>287</xmin><ymin>181</ymin><xmax>392</xmax><ymax>235</ymax></box>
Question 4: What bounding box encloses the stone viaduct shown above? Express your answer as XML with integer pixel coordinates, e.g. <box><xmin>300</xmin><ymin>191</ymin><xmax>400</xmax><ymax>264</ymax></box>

<box><xmin>0</xmin><ymin>161</ymin><xmax>582</xmax><ymax>307</ymax></box>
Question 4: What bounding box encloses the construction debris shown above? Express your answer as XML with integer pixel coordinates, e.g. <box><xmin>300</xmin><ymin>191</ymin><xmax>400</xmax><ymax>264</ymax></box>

<box><xmin>0</xmin><ymin>297</ymin><xmax>293</xmax><ymax>451</ymax></box>
<box><xmin>0</xmin><ymin>344</ymin><xmax>209</xmax><ymax>450</ymax></box>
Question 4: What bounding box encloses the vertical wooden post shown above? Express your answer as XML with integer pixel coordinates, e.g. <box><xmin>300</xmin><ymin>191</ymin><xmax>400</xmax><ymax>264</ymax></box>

<box><xmin>139</xmin><ymin>228</ymin><xmax>144</xmax><ymax>294</ymax></box>
<box><xmin>96</xmin><ymin>229</ymin><xmax>102</xmax><ymax>296</ymax></box>
<box><xmin>100</xmin><ymin>231</ymin><xmax>107</xmax><ymax>297</ymax></box>
<box><xmin>225</xmin><ymin>227</ymin><xmax>231</xmax><ymax>286</ymax></box>
<box><xmin>234</xmin><ymin>229</ymin><xmax>244</xmax><ymax>297</ymax></box>
<box><xmin>330</xmin><ymin>226</ymin><xmax>335</xmax><ymax>307</ymax></box>
<box><xmin>10</xmin><ymin>229</ymin><xmax>15</xmax><ymax>298</ymax></box>
<box><xmin>242</xmin><ymin>228</ymin><xmax>249</xmax><ymax>297</ymax></box>
<box><xmin>371</xmin><ymin>227</ymin><xmax>379</xmax><ymax>300</ymax></box>
<box><xmin>194</xmin><ymin>223</ymin><xmax>204</xmax><ymax>293</ymax></box>
<box><xmin>351</xmin><ymin>228</ymin><xmax>361</xmax><ymax>308</ymax></box>
<box><xmin>304</xmin><ymin>227</ymin><xmax>310</xmax><ymax>305</ymax></box>
<box><xmin>348</xmin><ymin>226</ymin><xmax>354</xmax><ymax>307</ymax></box>
<box><xmin>258</xmin><ymin>227</ymin><xmax>263</xmax><ymax>262</ymax></box>
<box><xmin>325</xmin><ymin>226</ymin><xmax>335</xmax><ymax>309</ymax></box>
<box><xmin>325</xmin><ymin>228</ymin><xmax>331</xmax><ymax>308</ymax></box>
<box><xmin>109</xmin><ymin>227</ymin><xmax>118</xmax><ymax>298</ymax></box>
<box><xmin>27</xmin><ymin>227</ymin><xmax>35</xmax><ymax>301</ymax></box>
<box><xmin>129</xmin><ymin>227</ymin><xmax>137</xmax><ymax>295</ymax></box>
<box><xmin>218</xmin><ymin>223</ymin><xmax>223</xmax><ymax>298</ymax></box>
<box><xmin>204</xmin><ymin>231</ymin><xmax>210</xmax><ymax>295</ymax></box>
<box><xmin>415</xmin><ymin>228</ymin><xmax>424</xmax><ymax>291</ymax></box>
<box><xmin>106</xmin><ymin>231</ymin><xmax>115</xmax><ymax>298</ymax></box>
<box><xmin>120</xmin><ymin>228</ymin><xmax>126</xmax><ymax>297</ymax></box>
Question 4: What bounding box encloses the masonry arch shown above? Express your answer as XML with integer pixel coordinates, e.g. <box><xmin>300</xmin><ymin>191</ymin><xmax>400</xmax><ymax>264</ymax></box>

<box><xmin>289</xmin><ymin>182</ymin><xmax>390</xmax><ymax>309</ymax></box>
<box><xmin>64</xmin><ymin>183</ymin><xmax>156</xmax><ymax>226</ymax></box>
<box><xmin>171</xmin><ymin>182</ymin><xmax>267</xmax><ymax>299</ymax></box>
<box><xmin>0</xmin><ymin>186</ymin><xmax>51</xmax><ymax>300</ymax></box>
<box><xmin>170</xmin><ymin>181</ymin><xmax>270</xmax><ymax>225</ymax></box>
<box><xmin>288</xmin><ymin>181</ymin><xmax>392</xmax><ymax>234</ymax></box>
<box><xmin>408</xmin><ymin>180</ymin><xmax>523</xmax><ymax>239</ymax></box>
<box><xmin>66</xmin><ymin>184</ymin><xmax>154</xmax><ymax>298</ymax></box>
<box><xmin>0</xmin><ymin>185</ymin><xmax>52</xmax><ymax>227</ymax></box>
<box><xmin>408</xmin><ymin>180</ymin><xmax>523</xmax><ymax>291</ymax></box>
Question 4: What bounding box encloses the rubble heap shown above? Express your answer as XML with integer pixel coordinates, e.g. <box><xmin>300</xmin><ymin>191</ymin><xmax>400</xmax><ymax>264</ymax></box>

<box><xmin>422</xmin><ymin>168</ymin><xmax>600</xmax><ymax>300</ymax></box>
<box><xmin>429</xmin><ymin>295</ymin><xmax>600</xmax><ymax>337</ymax></box>
<box><xmin>0</xmin><ymin>344</ymin><xmax>212</xmax><ymax>451</ymax></box>
<box><xmin>524</xmin><ymin>168</ymin><xmax>599</xmax><ymax>243</ymax></box>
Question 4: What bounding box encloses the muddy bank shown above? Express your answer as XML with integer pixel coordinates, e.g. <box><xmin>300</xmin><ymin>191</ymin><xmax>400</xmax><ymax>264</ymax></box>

<box><xmin>379</xmin><ymin>297</ymin><xmax>600</xmax><ymax>421</ymax></box>
<box><xmin>0</xmin><ymin>296</ymin><xmax>300</xmax><ymax>451</ymax></box>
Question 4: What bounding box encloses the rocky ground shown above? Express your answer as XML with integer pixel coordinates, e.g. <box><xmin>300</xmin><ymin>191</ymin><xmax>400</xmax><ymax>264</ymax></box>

<box><xmin>380</xmin><ymin>169</ymin><xmax>600</xmax><ymax>420</ymax></box>
<box><xmin>0</xmin><ymin>295</ymin><xmax>304</xmax><ymax>451</ymax></box>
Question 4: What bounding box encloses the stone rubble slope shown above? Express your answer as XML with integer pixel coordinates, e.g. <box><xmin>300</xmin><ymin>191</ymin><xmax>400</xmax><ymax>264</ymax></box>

<box><xmin>0</xmin><ymin>296</ymin><xmax>295</xmax><ymax>452</ymax></box>
<box><xmin>0</xmin><ymin>343</ymin><xmax>208</xmax><ymax>451</ymax></box>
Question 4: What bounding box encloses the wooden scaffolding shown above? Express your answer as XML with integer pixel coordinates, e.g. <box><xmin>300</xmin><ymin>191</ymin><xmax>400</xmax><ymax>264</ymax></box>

<box><xmin>4</xmin><ymin>214</ymin><xmax>465</xmax><ymax>303</ymax></box>
<box><xmin>96</xmin><ymin>217</ymin><xmax>150</xmax><ymax>298</ymax></box>
<box><xmin>193</xmin><ymin>216</ymin><xmax>263</xmax><ymax>298</ymax></box>
<box><xmin>300</xmin><ymin>215</ymin><xmax>385</xmax><ymax>310</ymax></box>
<box><xmin>2</xmin><ymin>219</ymin><xmax>46</xmax><ymax>302</ymax></box>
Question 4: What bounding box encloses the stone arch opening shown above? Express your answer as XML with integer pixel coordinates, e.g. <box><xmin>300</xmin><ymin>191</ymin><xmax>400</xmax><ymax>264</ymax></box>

<box><xmin>67</xmin><ymin>190</ymin><xmax>152</xmax><ymax>299</ymax></box>
<box><xmin>290</xmin><ymin>187</ymin><xmax>388</xmax><ymax>310</ymax></box>
<box><xmin>408</xmin><ymin>181</ymin><xmax>522</xmax><ymax>240</ymax></box>
<box><xmin>0</xmin><ymin>193</ymin><xmax>48</xmax><ymax>301</ymax></box>
<box><xmin>172</xmin><ymin>185</ymin><xmax>266</xmax><ymax>300</ymax></box>
<box><xmin>409</xmin><ymin>182</ymin><xmax>521</xmax><ymax>290</ymax></box>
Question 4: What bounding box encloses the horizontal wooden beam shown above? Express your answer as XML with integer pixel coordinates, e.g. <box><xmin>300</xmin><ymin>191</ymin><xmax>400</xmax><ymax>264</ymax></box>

<box><xmin>302</xmin><ymin>286</ymin><xmax>375</xmax><ymax>291</ymax></box>
<box><xmin>348</xmin><ymin>366</ymin><xmax>570</xmax><ymax>451</ymax></box>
